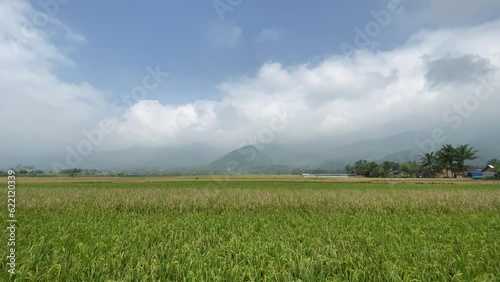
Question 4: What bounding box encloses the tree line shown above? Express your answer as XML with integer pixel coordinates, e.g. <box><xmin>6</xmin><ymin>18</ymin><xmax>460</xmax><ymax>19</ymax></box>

<box><xmin>345</xmin><ymin>144</ymin><xmax>499</xmax><ymax>178</ymax></box>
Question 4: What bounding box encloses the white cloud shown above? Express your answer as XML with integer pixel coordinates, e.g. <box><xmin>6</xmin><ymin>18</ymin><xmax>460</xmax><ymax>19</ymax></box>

<box><xmin>110</xmin><ymin>100</ymin><xmax>217</xmax><ymax>148</ymax></box>
<box><xmin>110</xmin><ymin>20</ymin><xmax>500</xmax><ymax>149</ymax></box>
<box><xmin>52</xmin><ymin>19</ymin><xmax>87</xmax><ymax>44</ymax></box>
<box><xmin>0</xmin><ymin>1</ymin><xmax>106</xmax><ymax>157</ymax></box>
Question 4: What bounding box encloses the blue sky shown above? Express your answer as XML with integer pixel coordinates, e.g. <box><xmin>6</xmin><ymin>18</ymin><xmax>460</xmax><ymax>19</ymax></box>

<box><xmin>2</xmin><ymin>0</ymin><xmax>500</xmax><ymax>167</ymax></box>
<box><xmin>52</xmin><ymin>0</ymin><xmax>409</xmax><ymax>104</ymax></box>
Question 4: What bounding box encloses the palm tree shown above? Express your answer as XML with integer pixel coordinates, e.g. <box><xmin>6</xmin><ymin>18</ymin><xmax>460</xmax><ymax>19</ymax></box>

<box><xmin>419</xmin><ymin>152</ymin><xmax>438</xmax><ymax>178</ymax></box>
<box><xmin>454</xmin><ymin>144</ymin><xmax>477</xmax><ymax>175</ymax></box>
<box><xmin>436</xmin><ymin>144</ymin><xmax>456</xmax><ymax>178</ymax></box>
<box><xmin>366</xmin><ymin>161</ymin><xmax>383</xmax><ymax>178</ymax></box>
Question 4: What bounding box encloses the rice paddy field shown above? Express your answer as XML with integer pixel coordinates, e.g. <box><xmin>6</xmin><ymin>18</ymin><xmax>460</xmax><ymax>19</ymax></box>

<box><xmin>2</xmin><ymin>176</ymin><xmax>499</xmax><ymax>281</ymax></box>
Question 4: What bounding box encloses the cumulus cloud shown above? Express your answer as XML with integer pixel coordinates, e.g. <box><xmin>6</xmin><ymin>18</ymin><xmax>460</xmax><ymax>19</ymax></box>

<box><xmin>110</xmin><ymin>100</ymin><xmax>217</xmax><ymax>148</ymax></box>
<box><xmin>110</xmin><ymin>20</ymin><xmax>500</xmax><ymax>148</ymax></box>
<box><xmin>0</xmin><ymin>1</ymin><xmax>107</xmax><ymax>157</ymax></box>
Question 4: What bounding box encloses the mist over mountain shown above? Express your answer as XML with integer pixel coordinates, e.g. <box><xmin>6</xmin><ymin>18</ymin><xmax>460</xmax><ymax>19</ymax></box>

<box><xmin>3</xmin><ymin>127</ymin><xmax>497</xmax><ymax>172</ymax></box>
<box><xmin>202</xmin><ymin>145</ymin><xmax>274</xmax><ymax>173</ymax></box>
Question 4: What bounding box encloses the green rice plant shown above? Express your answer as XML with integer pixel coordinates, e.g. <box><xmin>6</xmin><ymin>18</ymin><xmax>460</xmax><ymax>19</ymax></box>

<box><xmin>0</xmin><ymin>179</ymin><xmax>498</xmax><ymax>281</ymax></box>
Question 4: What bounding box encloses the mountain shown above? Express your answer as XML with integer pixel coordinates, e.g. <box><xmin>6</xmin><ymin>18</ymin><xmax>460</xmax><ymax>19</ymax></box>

<box><xmin>203</xmin><ymin>145</ymin><xmax>274</xmax><ymax>173</ymax></box>
<box><xmin>324</xmin><ymin>129</ymin><xmax>499</xmax><ymax>168</ymax></box>
<box><xmin>261</xmin><ymin>143</ymin><xmax>324</xmax><ymax>168</ymax></box>
<box><xmin>3</xmin><ymin>128</ymin><xmax>497</xmax><ymax>172</ymax></box>
<box><xmin>260</xmin><ymin>129</ymin><xmax>499</xmax><ymax>170</ymax></box>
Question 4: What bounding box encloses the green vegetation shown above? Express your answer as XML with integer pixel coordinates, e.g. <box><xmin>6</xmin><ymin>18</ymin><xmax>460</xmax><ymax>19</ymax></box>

<box><xmin>1</xmin><ymin>178</ymin><xmax>499</xmax><ymax>281</ymax></box>
<box><xmin>436</xmin><ymin>144</ymin><xmax>478</xmax><ymax>178</ymax></box>
<box><xmin>487</xmin><ymin>158</ymin><xmax>500</xmax><ymax>175</ymax></box>
<box><xmin>419</xmin><ymin>152</ymin><xmax>439</xmax><ymax>178</ymax></box>
<box><xmin>346</xmin><ymin>144</ymin><xmax>489</xmax><ymax>178</ymax></box>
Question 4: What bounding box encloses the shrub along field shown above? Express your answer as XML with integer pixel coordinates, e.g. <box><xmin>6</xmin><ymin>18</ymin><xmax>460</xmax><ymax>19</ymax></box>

<box><xmin>1</xmin><ymin>177</ymin><xmax>499</xmax><ymax>281</ymax></box>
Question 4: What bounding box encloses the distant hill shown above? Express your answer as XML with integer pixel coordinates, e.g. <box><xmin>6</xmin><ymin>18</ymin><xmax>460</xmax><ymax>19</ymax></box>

<box><xmin>329</xmin><ymin>131</ymin><xmax>423</xmax><ymax>162</ymax></box>
<box><xmin>6</xmin><ymin>127</ymin><xmax>496</xmax><ymax>172</ymax></box>
<box><xmin>264</xmin><ymin>129</ymin><xmax>499</xmax><ymax>170</ymax></box>
<box><xmin>203</xmin><ymin>145</ymin><xmax>274</xmax><ymax>173</ymax></box>
<box><xmin>326</xmin><ymin>129</ymin><xmax>499</xmax><ymax>167</ymax></box>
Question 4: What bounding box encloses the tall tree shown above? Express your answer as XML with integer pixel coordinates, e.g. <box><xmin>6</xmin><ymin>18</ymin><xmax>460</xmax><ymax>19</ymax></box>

<box><xmin>381</xmin><ymin>161</ymin><xmax>400</xmax><ymax>177</ymax></box>
<box><xmin>436</xmin><ymin>144</ymin><xmax>456</xmax><ymax>178</ymax></box>
<box><xmin>454</xmin><ymin>144</ymin><xmax>477</xmax><ymax>174</ymax></box>
<box><xmin>352</xmin><ymin>159</ymin><xmax>369</xmax><ymax>175</ymax></box>
<box><xmin>344</xmin><ymin>165</ymin><xmax>353</xmax><ymax>174</ymax></box>
<box><xmin>400</xmin><ymin>161</ymin><xmax>418</xmax><ymax>178</ymax></box>
<box><xmin>419</xmin><ymin>152</ymin><xmax>438</xmax><ymax>178</ymax></box>
<box><xmin>366</xmin><ymin>161</ymin><xmax>384</xmax><ymax>178</ymax></box>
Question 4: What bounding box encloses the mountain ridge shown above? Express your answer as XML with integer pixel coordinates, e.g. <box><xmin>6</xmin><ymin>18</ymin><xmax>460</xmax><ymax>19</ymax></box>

<box><xmin>203</xmin><ymin>145</ymin><xmax>275</xmax><ymax>173</ymax></box>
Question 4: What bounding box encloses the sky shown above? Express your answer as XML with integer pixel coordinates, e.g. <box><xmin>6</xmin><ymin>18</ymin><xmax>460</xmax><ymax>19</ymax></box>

<box><xmin>1</xmin><ymin>0</ymin><xmax>500</xmax><ymax>168</ymax></box>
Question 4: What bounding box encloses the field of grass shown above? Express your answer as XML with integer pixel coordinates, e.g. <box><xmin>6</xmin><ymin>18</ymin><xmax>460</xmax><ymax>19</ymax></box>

<box><xmin>2</xmin><ymin>177</ymin><xmax>499</xmax><ymax>281</ymax></box>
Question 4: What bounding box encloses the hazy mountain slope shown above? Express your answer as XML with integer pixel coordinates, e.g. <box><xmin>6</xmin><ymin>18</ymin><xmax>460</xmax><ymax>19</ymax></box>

<box><xmin>3</xmin><ymin>129</ymin><xmax>497</xmax><ymax>171</ymax></box>
<box><xmin>203</xmin><ymin>145</ymin><xmax>274</xmax><ymax>173</ymax></box>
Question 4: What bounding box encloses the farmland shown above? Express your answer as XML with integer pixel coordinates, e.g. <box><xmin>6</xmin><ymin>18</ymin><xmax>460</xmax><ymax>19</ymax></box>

<box><xmin>1</xmin><ymin>177</ymin><xmax>499</xmax><ymax>281</ymax></box>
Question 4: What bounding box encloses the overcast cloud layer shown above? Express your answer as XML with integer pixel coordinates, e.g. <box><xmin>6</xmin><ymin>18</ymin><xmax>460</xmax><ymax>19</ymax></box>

<box><xmin>1</xmin><ymin>0</ymin><xmax>499</xmax><ymax>166</ymax></box>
